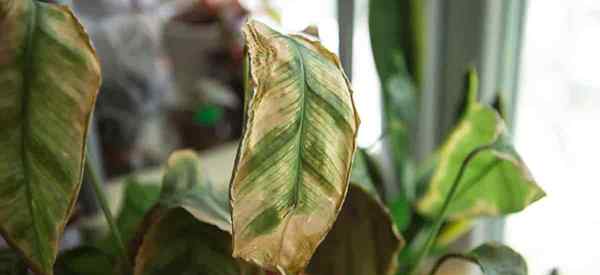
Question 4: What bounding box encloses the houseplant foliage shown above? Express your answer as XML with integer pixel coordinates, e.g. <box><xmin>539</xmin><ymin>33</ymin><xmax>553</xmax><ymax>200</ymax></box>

<box><xmin>0</xmin><ymin>0</ymin><xmax>101</xmax><ymax>274</ymax></box>
<box><xmin>0</xmin><ymin>1</ymin><xmax>544</xmax><ymax>274</ymax></box>
<box><xmin>230</xmin><ymin>20</ymin><xmax>360</xmax><ymax>274</ymax></box>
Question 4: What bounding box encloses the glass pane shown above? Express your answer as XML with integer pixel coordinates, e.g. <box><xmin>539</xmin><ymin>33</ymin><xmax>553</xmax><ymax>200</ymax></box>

<box><xmin>506</xmin><ymin>1</ymin><xmax>600</xmax><ymax>274</ymax></box>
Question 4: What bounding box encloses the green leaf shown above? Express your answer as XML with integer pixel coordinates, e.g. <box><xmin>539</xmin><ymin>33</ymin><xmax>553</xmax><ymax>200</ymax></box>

<box><xmin>416</xmin><ymin>70</ymin><xmax>545</xmax><ymax>220</ymax></box>
<box><xmin>0</xmin><ymin>250</ymin><xmax>28</xmax><ymax>275</ymax></box>
<box><xmin>369</xmin><ymin>0</ymin><xmax>424</xmax><ymax>86</ymax></box>
<box><xmin>105</xmin><ymin>180</ymin><xmax>161</xmax><ymax>255</ymax></box>
<box><xmin>370</xmin><ymin>0</ymin><xmax>423</xmax><ymax>207</ymax></box>
<box><xmin>134</xmin><ymin>208</ymin><xmax>242</xmax><ymax>275</ymax></box>
<box><xmin>0</xmin><ymin>1</ymin><xmax>101</xmax><ymax>274</ymax></box>
<box><xmin>54</xmin><ymin>247</ymin><xmax>114</xmax><ymax>275</ymax></box>
<box><xmin>349</xmin><ymin>149</ymin><xmax>380</xmax><ymax>197</ymax></box>
<box><xmin>230</xmin><ymin>20</ymin><xmax>360</xmax><ymax>274</ymax></box>
<box><xmin>306</xmin><ymin>178</ymin><xmax>404</xmax><ymax>275</ymax></box>
<box><xmin>134</xmin><ymin>150</ymin><xmax>262</xmax><ymax>275</ymax></box>
<box><xmin>431</xmin><ymin>242</ymin><xmax>527</xmax><ymax>275</ymax></box>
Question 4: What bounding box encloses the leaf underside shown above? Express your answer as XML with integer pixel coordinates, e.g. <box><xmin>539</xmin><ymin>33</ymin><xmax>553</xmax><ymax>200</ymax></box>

<box><xmin>0</xmin><ymin>1</ymin><xmax>100</xmax><ymax>274</ymax></box>
<box><xmin>230</xmin><ymin>20</ymin><xmax>360</xmax><ymax>274</ymax></box>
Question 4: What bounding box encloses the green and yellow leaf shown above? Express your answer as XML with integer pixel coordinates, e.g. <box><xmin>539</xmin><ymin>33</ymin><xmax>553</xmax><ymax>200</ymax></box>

<box><xmin>230</xmin><ymin>20</ymin><xmax>360</xmax><ymax>274</ymax></box>
<box><xmin>431</xmin><ymin>242</ymin><xmax>527</xmax><ymax>275</ymax></box>
<box><xmin>0</xmin><ymin>1</ymin><xmax>100</xmax><ymax>274</ymax></box>
<box><xmin>134</xmin><ymin>150</ymin><xmax>262</xmax><ymax>275</ymax></box>
<box><xmin>306</xmin><ymin>158</ymin><xmax>404</xmax><ymax>275</ymax></box>
<box><xmin>416</xmin><ymin>70</ymin><xmax>544</xmax><ymax>220</ymax></box>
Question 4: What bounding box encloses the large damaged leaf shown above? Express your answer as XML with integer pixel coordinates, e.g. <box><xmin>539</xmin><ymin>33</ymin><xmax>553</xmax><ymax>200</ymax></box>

<box><xmin>0</xmin><ymin>1</ymin><xmax>101</xmax><ymax>274</ymax></box>
<box><xmin>230</xmin><ymin>20</ymin><xmax>360</xmax><ymax>274</ymax></box>
<box><xmin>306</xmin><ymin>150</ymin><xmax>404</xmax><ymax>275</ymax></box>
<box><xmin>134</xmin><ymin>150</ymin><xmax>260</xmax><ymax>275</ymax></box>
<box><xmin>417</xmin><ymin>70</ymin><xmax>544</xmax><ymax>220</ymax></box>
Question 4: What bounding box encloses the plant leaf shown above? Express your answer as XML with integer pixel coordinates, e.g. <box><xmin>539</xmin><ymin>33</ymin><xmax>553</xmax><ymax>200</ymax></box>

<box><xmin>230</xmin><ymin>20</ymin><xmax>360</xmax><ymax>274</ymax></box>
<box><xmin>134</xmin><ymin>208</ymin><xmax>243</xmax><ymax>275</ymax></box>
<box><xmin>416</xmin><ymin>70</ymin><xmax>544</xmax><ymax>220</ymax></box>
<box><xmin>0</xmin><ymin>1</ymin><xmax>100</xmax><ymax>274</ymax></box>
<box><xmin>0</xmin><ymin>250</ymin><xmax>28</xmax><ymax>275</ymax></box>
<box><xmin>370</xmin><ymin>0</ymin><xmax>422</xmax><ymax>209</ymax></box>
<box><xmin>134</xmin><ymin>150</ymin><xmax>262</xmax><ymax>275</ymax></box>
<box><xmin>369</xmin><ymin>0</ymin><xmax>423</xmax><ymax>86</ymax></box>
<box><xmin>306</xmin><ymin>165</ymin><xmax>404</xmax><ymax>275</ymax></box>
<box><xmin>54</xmin><ymin>247</ymin><xmax>114</xmax><ymax>275</ymax></box>
<box><xmin>431</xmin><ymin>242</ymin><xmax>527</xmax><ymax>275</ymax></box>
<box><xmin>95</xmin><ymin>179</ymin><xmax>161</xmax><ymax>256</ymax></box>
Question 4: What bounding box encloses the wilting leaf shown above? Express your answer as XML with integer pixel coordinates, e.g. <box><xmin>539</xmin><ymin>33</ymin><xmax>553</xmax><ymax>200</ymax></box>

<box><xmin>417</xmin><ymin>70</ymin><xmax>544</xmax><ymax>220</ymax></box>
<box><xmin>306</xmin><ymin>169</ymin><xmax>404</xmax><ymax>275</ymax></box>
<box><xmin>431</xmin><ymin>242</ymin><xmax>527</xmax><ymax>275</ymax></box>
<box><xmin>0</xmin><ymin>1</ymin><xmax>101</xmax><ymax>274</ymax></box>
<box><xmin>134</xmin><ymin>150</ymin><xmax>261</xmax><ymax>275</ymax></box>
<box><xmin>230</xmin><ymin>20</ymin><xmax>360</xmax><ymax>274</ymax></box>
<box><xmin>54</xmin><ymin>247</ymin><xmax>113</xmax><ymax>275</ymax></box>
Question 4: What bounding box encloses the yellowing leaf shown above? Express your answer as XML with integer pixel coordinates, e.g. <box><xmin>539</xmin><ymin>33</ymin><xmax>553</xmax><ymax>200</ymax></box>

<box><xmin>417</xmin><ymin>71</ymin><xmax>544</xmax><ymax>220</ymax></box>
<box><xmin>230</xmin><ymin>20</ymin><xmax>360</xmax><ymax>274</ymax></box>
<box><xmin>0</xmin><ymin>1</ymin><xmax>100</xmax><ymax>274</ymax></box>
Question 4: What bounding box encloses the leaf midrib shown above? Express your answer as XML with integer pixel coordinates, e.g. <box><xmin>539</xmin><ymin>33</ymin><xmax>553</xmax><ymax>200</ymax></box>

<box><xmin>20</xmin><ymin>0</ymin><xmax>47</xmax><ymax>270</ymax></box>
<box><xmin>288</xmin><ymin>38</ymin><xmax>308</xmax><ymax>211</ymax></box>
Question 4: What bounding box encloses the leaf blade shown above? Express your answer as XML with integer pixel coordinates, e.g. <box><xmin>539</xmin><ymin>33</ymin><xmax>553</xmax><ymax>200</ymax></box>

<box><xmin>0</xmin><ymin>1</ymin><xmax>101</xmax><ymax>274</ymax></box>
<box><xmin>416</xmin><ymin>71</ymin><xmax>544</xmax><ymax>220</ymax></box>
<box><xmin>230</xmin><ymin>20</ymin><xmax>360</xmax><ymax>274</ymax></box>
<box><xmin>307</xmin><ymin>157</ymin><xmax>404</xmax><ymax>275</ymax></box>
<box><xmin>432</xmin><ymin>242</ymin><xmax>527</xmax><ymax>275</ymax></box>
<box><xmin>133</xmin><ymin>150</ymin><xmax>263</xmax><ymax>275</ymax></box>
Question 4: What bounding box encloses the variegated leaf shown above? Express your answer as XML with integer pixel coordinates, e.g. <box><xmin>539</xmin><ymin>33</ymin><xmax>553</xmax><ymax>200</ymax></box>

<box><xmin>0</xmin><ymin>1</ymin><xmax>101</xmax><ymax>274</ymax></box>
<box><xmin>230</xmin><ymin>20</ymin><xmax>360</xmax><ymax>274</ymax></box>
<box><xmin>417</xmin><ymin>70</ymin><xmax>544</xmax><ymax>220</ymax></box>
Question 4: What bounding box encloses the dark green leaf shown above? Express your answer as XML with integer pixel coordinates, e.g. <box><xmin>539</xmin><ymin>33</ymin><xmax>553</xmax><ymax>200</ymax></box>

<box><xmin>105</xmin><ymin>180</ymin><xmax>161</xmax><ymax>255</ymax></box>
<box><xmin>369</xmin><ymin>0</ymin><xmax>423</xmax><ymax>86</ymax></box>
<box><xmin>307</xmin><ymin>171</ymin><xmax>403</xmax><ymax>275</ymax></box>
<box><xmin>0</xmin><ymin>1</ymin><xmax>101</xmax><ymax>274</ymax></box>
<box><xmin>370</xmin><ymin>0</ymin><xmax>423</xmax><ymax>206</ymax></box>
<box><xmin>431</xmin><ymin>242</ymin><xmax>527</xmax><ymax>275</ymax></box>
<box><xmin>54</xmin><ymin>247</ymin><xmax>113</xmax><ymax>275</ymax></box>
<box><xmin>134</xmin><ymin>150</ymin><xmax>261</xmax><ymax>275</ymax></box>
<box><xmin>0</xmin><ymin>250</ymin><xmax>28</xmax><ymax>275</ymax></box>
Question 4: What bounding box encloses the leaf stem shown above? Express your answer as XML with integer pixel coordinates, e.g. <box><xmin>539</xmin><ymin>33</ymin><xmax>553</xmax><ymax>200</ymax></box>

<box><xmin>408</xmin><ymin>143</ymin><xmax>494</xmax><ymax>275</ymax></box>
<box><xmin>84</xmin><ymin>155</ymin><xmax>131</xmax><ymax>272</ymax></box>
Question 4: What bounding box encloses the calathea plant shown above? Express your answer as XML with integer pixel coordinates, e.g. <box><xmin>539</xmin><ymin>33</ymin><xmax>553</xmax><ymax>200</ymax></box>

<box><xmin>0</xmin><ymin>1</ymin><xmax>543</xmax><ymax>275</ymax></box>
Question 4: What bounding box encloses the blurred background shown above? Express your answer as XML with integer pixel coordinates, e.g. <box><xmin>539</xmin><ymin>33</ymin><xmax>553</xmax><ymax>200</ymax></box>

<box><xmin>31</xmin><ymin>0</ymin><xmax>598</xmax><ymax>274</ymax></box>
